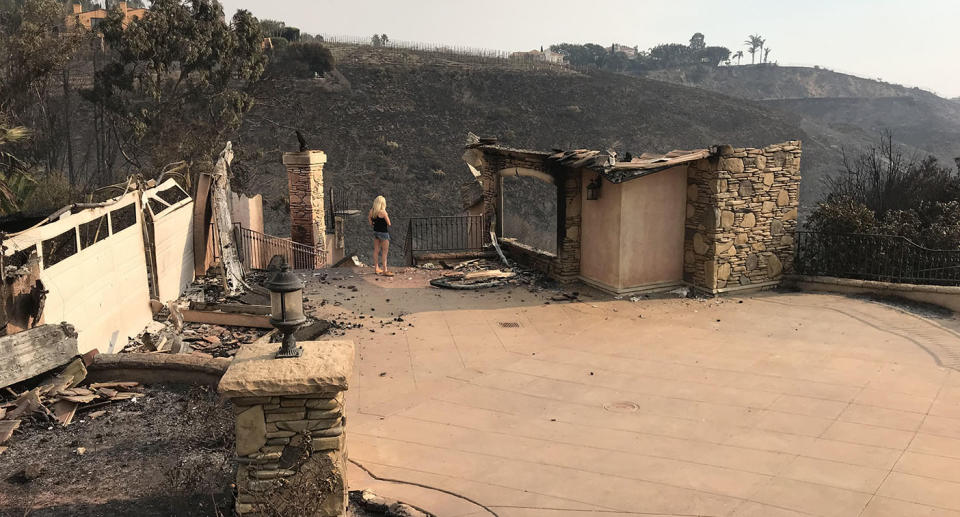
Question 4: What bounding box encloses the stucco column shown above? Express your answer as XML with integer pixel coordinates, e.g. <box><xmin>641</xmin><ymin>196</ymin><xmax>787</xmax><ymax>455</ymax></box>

<box><xmin>282</xmin><ymin>151</ymin><xmax>326</xmax><ymax>268</ymax></box>
<box><xmin>219</xmin><ymin>340</ymin><xmax>354</xmax><ymax>516</ymax></box>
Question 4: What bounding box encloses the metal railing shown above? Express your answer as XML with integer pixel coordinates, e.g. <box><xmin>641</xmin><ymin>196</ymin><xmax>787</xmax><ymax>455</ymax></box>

<box><xmin>233</xmin><ymin>224</ymin><xmax>326</xmax><ymax>271</ymax></box>
<box><xmin>794</xmin><ymin>231</ymin><xmax>960</xmax><ymax>286</ymax></box>
<box><xmin>404</xmin><ymin>215</ymin><xmax>486</xmax><ymax>257</ymax></box>
<box><xmin>326</xmin><ymin>186</ymin><xmax>365</xmax><ymax>224</ymax></box>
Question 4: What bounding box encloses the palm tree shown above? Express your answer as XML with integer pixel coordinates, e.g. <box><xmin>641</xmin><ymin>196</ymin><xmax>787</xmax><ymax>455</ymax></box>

<box><xmin>763</xmin><ymin>47</ymin><xmax>772</xmax><ymax>64</ymax></box>
<box><xmin>744</xmin><ymin>34</ymin><xmax>763</xmax><ymax>64</ymax></box>
<box><xmin>733</xmin><ymin>50</ymin><xmax>744</xmax><ymax>65</ymax></box>
<box><xmin>758</xmin><ymin>37</ymin><xmax>766</xmax><ymax>63</ymax></box>
<box><xmin>0</xmin><ymin>122</ymin><xmax>37</xmax><ymax>216</ymax></box>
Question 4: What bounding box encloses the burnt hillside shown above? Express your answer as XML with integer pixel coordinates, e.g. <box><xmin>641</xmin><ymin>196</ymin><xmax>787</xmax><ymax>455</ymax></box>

<box><xmin>643</xmin><ymin>65</ymin><xmax>960</xmax><ymax>170</ymax></box>
<box><xmin>236</xmin><ymin>46</ymin><xmax>835</xmax><ymax>261</ymax></box>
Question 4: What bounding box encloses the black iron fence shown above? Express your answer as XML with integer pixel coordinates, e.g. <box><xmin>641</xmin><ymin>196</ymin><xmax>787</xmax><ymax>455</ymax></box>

<box><xmin>404</xmin><ymin>215</ymin><xmax>486</xmax><ymax>258</ymax></box>
<box><xmin>794</xmin><ymin>231</ymin><xmax>960</xmax><ymax>286</ymax></box>
<box><xmin>326</xmin><ymin>186</ymin><xmax>365</xmax><ymax>224</ymax></box>
<box><xmin>233</xmin><ymin>224</ymin><xmax>326</xmax><ymax>270</ymax></box>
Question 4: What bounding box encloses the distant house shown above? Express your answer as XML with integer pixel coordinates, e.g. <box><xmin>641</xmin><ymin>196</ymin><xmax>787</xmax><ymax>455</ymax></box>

<box><xmin>608</xmin><ymin>43</ymin><xmax>638</xmax><ymax>58</ymax></box>
<box><xmin>509</xmin><ymin>49</ymin><xmax>566</xmax><ymax>65</ymax></box>
<box><xmin>66</xmin><ymin>1</ymin><xmax>148</xmax><ymax>30</ymax></box>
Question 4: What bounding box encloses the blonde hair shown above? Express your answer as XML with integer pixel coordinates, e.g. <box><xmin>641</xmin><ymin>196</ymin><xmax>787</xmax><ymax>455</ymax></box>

<box><xmin>369</xmin><ymin>196</ymin><xmax>386</xmax><ymax>220</ymax></box>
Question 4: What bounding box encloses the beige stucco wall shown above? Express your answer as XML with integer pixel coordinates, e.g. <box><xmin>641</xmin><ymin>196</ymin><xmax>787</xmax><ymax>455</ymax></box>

<box><xmin>4</xmin><ymin>191</ymin><xmax>153</xmax><ymax>354</ymax></box>
<box><xmin>231</xmin><ymin>193</ymin><xmax>264</xmax><ymax>235</ymax></box>
<box><xmin>579</xmin><ymin>171</ymin><xmax>622</xmax><ymax>289</ymax></box>
<box><xmin>619</xmin><ymin>166</ymin><xmax>687</xmax><ymax>288</ymax></box>
<box><xmin>145</xmin><ymin>180</ymin><xmax>195</xmax><ymax>304</ymax></box>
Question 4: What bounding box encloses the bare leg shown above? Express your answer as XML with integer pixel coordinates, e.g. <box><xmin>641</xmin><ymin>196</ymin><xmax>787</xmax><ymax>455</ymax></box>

<box><xmin>373</xmin><ymin>238</ymin><xmax>382</xmax><ymax>274</ymax></box>
<box><xmin>381</xmin><ymin>239</ymin><xmax>390</xmax><ymax>273</ymax></box>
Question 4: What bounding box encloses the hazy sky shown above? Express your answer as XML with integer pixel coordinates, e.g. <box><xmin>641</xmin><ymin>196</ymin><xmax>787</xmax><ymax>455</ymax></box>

<box><xmin>219</xmin><ymin>0</ymin><xmax>960</xmax><ymax>98</ymax></box>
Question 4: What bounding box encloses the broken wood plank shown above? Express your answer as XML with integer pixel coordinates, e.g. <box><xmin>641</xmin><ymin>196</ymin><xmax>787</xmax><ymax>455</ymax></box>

<box><xmin>96</xmin><ymin>388</ymin><xmax>118</xmax><ymax>398</ymax></box>
<box><xmin>0</xmin><ymin>323</ymin><xmax>79</xmax><ymax>389</ymax></box>
<box><xmin>0</xmin><ymin>407</ymin><xmax>5</xmax><ymax>420</ymax></box>
<box><xmin>6</xmin><ymin>389</ymin><xmax>40</xmax><ymax>420</ymax></box>
<box><xmin>180</xmin><ymin>309</ymin><xmax>272</xmax><ymax>329</ymax></box>
<box><xmin>61</xmin><ymin>394</ymin><xmax>97</xmax><ymax>404</ymax></box>
<box><xmin>110</xmin><ymin>392</ymin><xmax>137</xmax><ymax>401</ymax></box>
<box><xmin>52</xmin><ymin>400</ymin><xmax>78</xmax><ymax>426</ymax></box>
<box><xmin>0</xmin><ymin>420</ymin><xmax>20</xmax><ymax>444</ymax></box>
<box><xmin>88</xmin><ymin>382</ymin><xmax>139</xmax><ymax>389</ymax></box>
<box><xmin>88</xmin><ymin>410</ymin><xmax>106</xmax><ymax>419</ymax></box>
<box><xmin>54</xmin><ymin>358</ymin><xmax>87</xmax><ymax>389</ymax></box>
<box><xmin>189</xmin><ymin>301</ymin><xmax>271</xmax><ymax>315</ymax></box>
<box><xmin>463</xmin><ymin>270</ymin><xmax>514</xmax><ymax>281</ymax></box>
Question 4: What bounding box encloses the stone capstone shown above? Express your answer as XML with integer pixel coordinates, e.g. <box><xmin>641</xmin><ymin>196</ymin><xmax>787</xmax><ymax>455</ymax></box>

<box><xmin>235</xmin><ymin>405</ymin><xmax>266</xmax><ymax>457</ymax></box>
<box><xmin>218</xmin><ymin>340</ymin><xmax>355</xmax><ymax>397</ymax></box>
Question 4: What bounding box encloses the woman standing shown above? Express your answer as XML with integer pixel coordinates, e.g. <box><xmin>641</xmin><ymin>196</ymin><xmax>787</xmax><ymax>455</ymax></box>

<box><xmin>368</xmin><ymin>195</ymin><xmax>394</xmax><ymax>276</ymax></box>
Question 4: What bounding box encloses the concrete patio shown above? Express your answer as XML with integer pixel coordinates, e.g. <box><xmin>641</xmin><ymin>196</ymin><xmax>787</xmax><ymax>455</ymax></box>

<box><xmin>308</xmin><ymin>269</ymin><xmax>960</xmax><ymax>517</ymax></box>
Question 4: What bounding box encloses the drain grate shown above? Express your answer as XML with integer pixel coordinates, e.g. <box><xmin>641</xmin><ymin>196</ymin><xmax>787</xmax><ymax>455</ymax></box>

<box><xmin>498</xmin><ymin>322</ymin><xmax>521</xmax><ymax>328</ymax></box>
<box><xmin>603</xmin><ymin>401</ymin><xmax>640</xmax><ymax>413</ymax></box>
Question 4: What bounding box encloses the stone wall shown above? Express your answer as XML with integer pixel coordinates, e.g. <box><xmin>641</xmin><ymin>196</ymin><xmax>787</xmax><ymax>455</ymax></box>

<box><xmin>219</xmin><ymin>340</ymin><xmax>354</xmax><ymax>517</ymax></box>
<box><xmin>283</xmin><ymin>151</ymin><xmax>327</xmax><ymax>269</ymax></box>
<box><xmin>684</xmin><ymin>141</ymin><xmax>802</xmax><ymax>293</ymax></box>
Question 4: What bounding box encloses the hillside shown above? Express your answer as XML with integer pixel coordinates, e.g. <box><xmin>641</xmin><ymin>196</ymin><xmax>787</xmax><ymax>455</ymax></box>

<box><xmin>236</xmin><ymin>46</ymin><xmax>836</xmax><ymax>262</ymax></box>
<box><xmin>642</xmin><ymin>65</ymin><xmax>960</xmax><ymax>168</ymax></box>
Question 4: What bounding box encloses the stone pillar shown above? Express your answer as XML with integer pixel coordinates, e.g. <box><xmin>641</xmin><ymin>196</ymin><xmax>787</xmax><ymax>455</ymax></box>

<box><xmin>283</xmin><ymin>151</ymin><xmax>327</xmax><ymax>269</ymax></box>
<box><xmin>218</xmin><ymin>340</ymin><xmax>354</xmax><ymax>517</ymax></box>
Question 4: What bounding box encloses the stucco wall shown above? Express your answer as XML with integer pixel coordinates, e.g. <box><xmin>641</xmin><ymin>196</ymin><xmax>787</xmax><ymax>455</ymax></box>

<box><xmin>145</xmin><ymin>180</ymin><xmax>195</xmax><ymax>304</ymax></box>
<box><xmin>579</xmin><ymin>172</ymin><xmax>622</xmax><ymax>289</ymax></box>
<box><xmin>4</xmin><ymin>192</ymin><xmax>153</xmax><ymax>353</ymax></box>
<box><xmin>619</xmin><ymin>166</ymin><xmax>686</xmax><ymax>288</ymax></box>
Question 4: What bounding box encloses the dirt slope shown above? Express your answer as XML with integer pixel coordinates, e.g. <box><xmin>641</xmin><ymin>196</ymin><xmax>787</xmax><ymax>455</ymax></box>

<box><xmin>237</xmin><ymin>46</ymin><xmax>834</xmax><ymax>261</ymax></box>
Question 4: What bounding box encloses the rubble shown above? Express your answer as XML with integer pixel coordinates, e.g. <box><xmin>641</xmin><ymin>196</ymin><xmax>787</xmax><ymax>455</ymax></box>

<box><xmin>0</xmin><ymin>353</ymin><xmax>146</xmax><ymax>446</ymax></box>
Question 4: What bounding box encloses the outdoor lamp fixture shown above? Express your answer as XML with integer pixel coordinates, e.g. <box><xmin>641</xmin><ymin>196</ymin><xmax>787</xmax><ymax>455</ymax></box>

<box><xmin>586</xmin><ymin>176</ymin><xmax>603</xmax><ymax>200</ymax></box>
<box><xmin>265</xmin><ymin>261</ymin><xmax>307</xmax><ymax>359</ymax></box>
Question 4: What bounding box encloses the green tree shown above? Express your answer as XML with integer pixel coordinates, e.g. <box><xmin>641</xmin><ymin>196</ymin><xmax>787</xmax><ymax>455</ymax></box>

<box><xmin>259</xmin><ymin>18</ymin><xmax>285</xmax><ymax>37</ymax></box>
<box><xmin>688</xmin><ymin>32</ymin><xmax>705</xmax><ymax>50</ymax></box>
<box><xmin>697</xmin><ymin>46</ymin><xmax>730</xmax><ymax>66</ymax></box>
<box><xmin>85</xmin><ymin>0</ymin><xmax>266</xmax><ymax>178</ymax></box>
<box><xmin>280</xmin><ymin>26</ymin><xmax>300</xmax><ymax>42</ymax></box>
<box><xmin>649</xmin><ymin>43</ymin><xmax>691</xmax><ymax>67</ymax></box>
<box><xmin>264</xmin><ymin>42</ymin><xmax>334</xmax><ymax>79</ymax></box>
<box><xmin>1</xmin><ymin>0</ymin><xmax>83</xmax><ymax>177</ymax></box>
<box><xmin>549</xmin><ymin>43</ymin><xmax>609</xmax><ymax>68</ymax></box>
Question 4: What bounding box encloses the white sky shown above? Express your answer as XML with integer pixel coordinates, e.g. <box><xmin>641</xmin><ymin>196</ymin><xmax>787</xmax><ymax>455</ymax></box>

<box><xmin>219</xmin><ymin>0</ymin><xmax>960</xmax><ymax>98</ymax></box>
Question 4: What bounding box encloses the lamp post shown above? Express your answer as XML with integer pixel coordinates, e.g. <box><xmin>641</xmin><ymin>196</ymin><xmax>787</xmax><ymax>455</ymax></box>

<box><xmin>265</xmin><ymin>261</ymin><xmax>307</xmax><ymax>358</ymax></box>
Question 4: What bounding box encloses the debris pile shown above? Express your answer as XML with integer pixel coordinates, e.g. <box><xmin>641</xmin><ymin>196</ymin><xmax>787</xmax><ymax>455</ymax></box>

<box><xmin>0</xmin><ymin>354</ymin><xmax>144</xmax><ymax>452</ymax></box>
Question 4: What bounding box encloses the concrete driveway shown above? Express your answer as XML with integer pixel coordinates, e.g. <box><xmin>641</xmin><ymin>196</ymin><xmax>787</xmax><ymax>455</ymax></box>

<box><xmin>308</xmin><ymin>270</ymin><xmax>960</xmax><ymax>517</ymax></box>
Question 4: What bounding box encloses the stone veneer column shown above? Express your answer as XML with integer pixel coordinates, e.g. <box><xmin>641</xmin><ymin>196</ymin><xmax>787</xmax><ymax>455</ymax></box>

<box><xmin>282</xmin><ymin>150</ymin><xmax>327</xmax><ymax>269</ymax></box>
<box><xmin>684</xmin><ymin>141</ymin><xmax>802</xmax><ymax>293</ymax></box>
<box><xmin>218</xmin><ymin>340</ymin><xmax>354</xmax><ymax>516</ymax></box>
